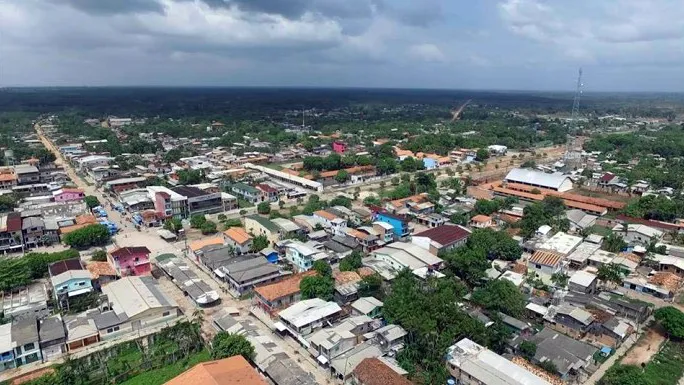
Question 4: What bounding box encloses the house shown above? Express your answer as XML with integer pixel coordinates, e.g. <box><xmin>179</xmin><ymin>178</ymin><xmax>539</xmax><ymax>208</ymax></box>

<box><xmin>470</xmin><ymin>214</ymin><xmax>493</xmax><ymax>229</ymax></box>
<box><xmin>351</xmin><ymin>357</ymin><xmax>412</xmax><ymax>385</ymax></box>
<box><xmin>0</xmin><ymin>323</ymin><xmax>15</xmax><ymax>372</ymax></box>
<box><xmin>96</xmin><ymin>276</ymin><xmax>180</xmax><ymax>339</ymax></box>
<box><xmin>172</xmin><ymin>186</ymin><xmax>225</xmax><ymax>216</ymax></box>
<box><xmin>591</xmin><ymin>317</ymin><xmax>632</xmax><ymax>349</ymax></box>
<box><xmin>370</xmin><ymin>242</ymin><xmax>443</xmax><ymax>276</ymax></box>
<box><xmin>52</xmin><ymin>188</ymin><xmax>85</xmax><ymax>202</ymax></box>
<box><xmin>598</xmin><ymin>172</ymin><xmax>619</xmax><ymax>188</ymax></box>
<box><xmin>372</xmin><ymin>221</ymin><xmax>394</xmax><ymax>243</ymax></box>
<box><xmin>612</xmin><ymin>224</ymin><xmax>663</xmax><ymax>245</ymax></box>
<box><xmin>330</xmin><ymin>341</ymin><xmax>383</xmax><ymax>381</ymax></box>
<box><xmin>566</xmin><ymin>209</ymin><xmax>597</xmax><ymax>232</ymax></box>
<box><xmin>223</xmin><ymin>227</ymin><xmax>253</xmax><ymax>254</ymax></box>
<box><xmin>11</xmin><ymin>317</ymin><xmax>42</xmax><ymax>366</ymax></box>
<box><xmin>345</xmin><ymin>228</ymin><xmax>380</xmax><ymax>252</ymax></box>
<box><xmin>373</xmin><ymin>211</ymin><xmax>412</xmax><ymax>240</ymax></box>
<box><xmin>332</xmin><ymin>141</ymin><xmax>347</xmax><ymax>154</ymax></box>
<box><xmin>189</xmin><ymin>237</ymin><xmax>225</xmax><ymax>259</ymax></box>
<box><xmin>108</xmin><ymin>246</ymin><xmax>151</xmax><ymax>276</ymax></box>
<box><xmin>314</xmin><ymin>210</ymin><xmax>348</xmax><ymax>236</ymax></box>
<box><xmin>244</xmin><ymin>215</ymin><xmax>281</xmax><ymax>246</ymax></box>
<box><xmin>271</xmin><ymin>217</ymin><xmax>303</xmax><ymax>238</ymax></box>
<box><xmin>446</xmin><ymin>338</ymin><xmax>551</xmax><ymax>385</ymax></box>
<box><xmin>528</xmin><ymin>328</ymin><xmax>597</xmax><ymax>379</ymax></box>
<box><xmin>257</xmin><ymin>183</ymin><xmax>279</xmax><ymax>202</ymax></box>
<box><xmin>147</xmin><ymin>185</ymin><xmax>188</xmax><ymax>219</ymax></box>
<box><xmin>21</xmin><ymin>216</ymin><xmax>45</xmax><ymax>249</ymax></box>
<box><xmin>38</xmin><ymin>315</ymin><xmax>66</xmax><ymax>361</ymax></box>
<box><xmin>372</xmin><ymin>324</ymin><xmax>407</xmax><ymax>353</ymax></box>
<box><xmin>504</xmin><ymin>168</ymin><xmax>573</xmax><ymax>192</ymax></box>
<box><xmin>568</xmin><ymin>270</ymin><xmax>598</xmax><ymax>294</ymax></box>
<box><xmin>545</xmin><ymin>304</ymin><xmax>595</xmax><ymax>339</ymax></box>
<box><xmin>253</xmin><ymin>271</ymin><xmax>317</xmax><ymax>317</ymax></box>
<box><xmin>0</xmin><ymin>168</ymin><xmax>17</xmax><ymax>190</ymax></box>
<box><xmin>156</xmin><ymin>255</ymin><xmax>220</xmax><ymax>306</ymax></box>
<box><xmin>307</xmin><ymin>325</ymin><xmax>356</xmax><ymax>365</ymax></box>
<box><xmin>0</xmin><ymin>282</ymin><xmax>49</xmax><ymax>320</ymax></box>
<box><xmin>277</xmin><ymin>298</ymin><xmax>343</xmax><ymax>337</ymax></box>
<box><xmin>411</xmin><ymin>225</ymin><xmax>471</xmax><ymax>255</ymax></box>
<box><xmin>283</xmin><ymin>240</ymin><xmax>330</xmax><ymax>272</ymax></box>
<box><xmin>230</xmin><ymin>183</ymin><xmax>265</xmax><ymax>204</ymax></box>
<box><xmin>105</xmin><ymin>177</ymin><xmax>148</xmax><ymax>193</ymax></box>
<box><xmin>659</xmin><ymin>256</ymin><xmax>684</xmax><ymax>278</ymax></box>
<box><xmin>265</xmin><ymin>353</ymin><xmax>319</xmax><ymax>385</ymax></box>
<box><xmin>528</xmin><ymin>250</ymin><xmax>564</xmax><ymax>275</ymax></box>
<box><xmin>351</xmin><ymin>297</ymin><xmax>383</xmax><ymax>318</ymax></box>
<box><xmin>14</xmin><ymin>164</ymin><xmax>40</xmax><ymax>185</ymax></box>
<box><xmin>75</xmin><ymin>155</ymin><xmax>113</xmax><ymax>170</ymax></box>
<box><xmin>0</xmin><ymin>212</ymin><xmax>24</xmax><ymax>254</ymax></box>
<box><xmin>86</xmin><ymin>261</ymin><xmax>118</xmax><ymax>289</ymax></box>
<box><xmin>48</xmin><ymin>259</ymin><xmax>93</xmax><ymax>304</ymax></box>
<box><xmin>220</xmin><ymin>256</ymin><xmax>288</xmax><ymax>295</ymax></box>
<box><xmin>166</xmin><ymin>355</ymin><xmax>268</xmax><ymax>385</ymax></box>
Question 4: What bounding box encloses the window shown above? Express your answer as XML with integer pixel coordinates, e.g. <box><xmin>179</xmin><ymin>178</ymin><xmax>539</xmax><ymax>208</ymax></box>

<box><xmin>78</xmin><ymin>282</ymin><xmax>85</xmax><ymax>286</ymax></box>
<box><xmin>535</xmin><ymin>264</ymin><xmax>542</xmax><ymax>269</ymax></box>
<box><xmin>24</xmin><ymin>343</ymin><xmax>35</xmax><ymax>351</ymax></box>
<box><xmin>113</xmin><ymin>326</ymin><xmax>119</xmax><ymax>331</ymax></box>
<box><xmin>107</xmin><ymin>328</ymin><xmax>113</xmax><ymax>333</ymax></box>
<box><xmin>162</xmin><ymin>311</ymin><xmax>170</xmax><ymax>317</ymax></box>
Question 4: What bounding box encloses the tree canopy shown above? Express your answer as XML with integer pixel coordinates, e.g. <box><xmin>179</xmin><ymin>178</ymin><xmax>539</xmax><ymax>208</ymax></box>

<box><xmin>517</xmin><ymin>196</ymin><xmax>569</xmax><ymax>239</ymax></box>
<box><xmin>471</xmin><ymin>279</ymin><xmax>526</xmax><ymax>317</ymax></box>
<box><xmin>654</xmin><ymin>306</ymin><xmax>684</xmax><ymax>339</ymax></box>
<box><xmin>211</xmin><ymin>332</ymin><xmax>255</xmax><ymax>361</ymax></box>
<box><xmin>63</xmin><ymin>224</ymin><xmax>111</xmax><ymax>249</ymax></box>
<box><xmin>339</xmin><ymin>251</ymin><xmax>363</xmax><ymax>272</ymax></box>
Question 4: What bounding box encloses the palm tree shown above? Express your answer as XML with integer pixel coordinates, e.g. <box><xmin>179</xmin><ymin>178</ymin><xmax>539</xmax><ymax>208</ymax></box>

<box><xmin>192</xmin><ymin>309</ymin><xmax>205</xmax><ymax>326</ymax></box>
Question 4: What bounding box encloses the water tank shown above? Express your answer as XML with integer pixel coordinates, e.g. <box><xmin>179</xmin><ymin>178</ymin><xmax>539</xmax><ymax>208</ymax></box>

<box><xmin>447</xmin><ymin>379</ymin><xmax>456</xmax><ymax>385</ymax></box>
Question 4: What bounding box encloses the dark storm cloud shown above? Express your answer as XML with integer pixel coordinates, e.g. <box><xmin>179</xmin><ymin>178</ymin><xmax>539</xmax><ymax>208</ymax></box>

<box><xmin>48</xmin><ymin>0</ymin><xmax>165</xmax><ymax>14</ymax></box>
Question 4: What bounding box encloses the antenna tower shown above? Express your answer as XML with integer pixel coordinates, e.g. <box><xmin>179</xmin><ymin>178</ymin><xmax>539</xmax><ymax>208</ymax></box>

<box><xmin>565</xmin><ymin>68</ymin><xmax>583</xmax><ymax>163</ymax></box>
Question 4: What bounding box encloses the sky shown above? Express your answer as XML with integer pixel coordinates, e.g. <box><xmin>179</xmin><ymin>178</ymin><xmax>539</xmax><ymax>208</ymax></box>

<box><xmin>1</xmin><ymin>0</ymin><xmax>683</xmax><ymax>91</ymax></box>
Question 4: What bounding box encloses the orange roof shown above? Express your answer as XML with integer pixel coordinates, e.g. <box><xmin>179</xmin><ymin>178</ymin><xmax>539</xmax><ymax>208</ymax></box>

<box><xmin>492</xmin><ymin>186</ymin><xmax>545</xmax><ymax>201</ymax></box>
<box><xmin>61</xmin><ymin>188</ymin><xmax>84</xmax><ymax>194</ymax></box>
<box><xmin>165</xmin><ymin>356</ymin><xmax>267</xmax><ymax>385</ymax></box>
<box><xmin>390</xmin><ymin>193</ymin><xmax>428</xmax><ymax>208</ymax></box>
<box><xmin>223</xmin><ymin>227</ymin><xmax>252</xmax><ymax>245</ymax></box>
<box><xmin>319</xmin><ymin>165</ymin><xmax>375</xmax><ymax>178</ymax></box>
<box><xmin>60</xmin><ymin>223</ymin><xmax>97</xmax><ymax>235</ymax></box>
<box><xmin>314</xmin><ymin>210</ymin><xmax>337</xmax><ymax>221</ymax></box>
<box><xmin>357</xmin><ymin>267</ymin><xmax>375</xmax><ymax>277</ymax></box>
<box><xmin>281</xmin><ymin>168</ymin><xmax>300</xmax><ymax>176</ymax></box>
<box><xmin>563</xmin><ymin>199</ymin><xmax>606</xmax><ymax>214</ymax></box>
<box><xmin>254</xmin><ymin>271</ymin><xmax>316</xmax><ymax>302</ymax></box>
<box><xmin>346</xmin><ymin>228</ymin><xmax>371</xmax><ymax>241</ymax></box>
<box><xmin>334</xmin><ymin>271</ymin><xmax>361</xmax><ymax>285</ymax></box>
<box><xmin>471</xmin><ymin>215</ymin><xmax>492</xmax><ymax>223</ymax></box>
<box><xmin>394</xmin><ymin>148</ymin><xmax>414</xmax><ymax>157</ymax></box>
<box><xmin>353</xmin><ymin>358</ymin><xmax>413</xmax><ymax>385</ymax></box>
<box><xmin>189</xmin><ymin>237</ymin><xmax>224</xmax><ymax>252</ymax></box>
<box><xmin>529</xmin><ymin>250</ymin><xmax>563</xmax><ymax>267</ymax></box>
<box><xmin>503</xmin><ymin>183</ymin><xmax>625</xmax><ymax>210</ymax></box>
<box><xmin>0</xmin><ymin>173</ymin><xmax>16</xmax><ymax>182</ymax></box>
<box><xmin>86</xmin><ymin>261</ymin><xmax>117</xmax><ymax>279</ymax></box>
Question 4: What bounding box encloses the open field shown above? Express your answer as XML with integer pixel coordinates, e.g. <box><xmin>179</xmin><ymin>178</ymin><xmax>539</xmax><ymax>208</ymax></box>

<box><xmin>621</xmin><ymin>325</ymin><xmax>667</xmax><ymax>366</ymax></box>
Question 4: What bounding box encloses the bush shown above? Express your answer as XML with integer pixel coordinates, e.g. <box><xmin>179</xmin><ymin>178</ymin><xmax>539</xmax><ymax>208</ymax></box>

<box><xmin>91</xmin><ymin>249</ymin><xmax>108</xmax><ymax>262</ymax></box>
<box><xmin>84</xmin><ymin>195</ymin><xmax>100</xmax><ymax>210</ymax></box>
<box><xmin>257</xmin><ymin>202</ymin><xmax>271</xmax><ymax>214</ymax></box>
<box><xmin>200</xmin><ymin>221</ymin><xmax>218</xmax><ymax>235</ymax></box>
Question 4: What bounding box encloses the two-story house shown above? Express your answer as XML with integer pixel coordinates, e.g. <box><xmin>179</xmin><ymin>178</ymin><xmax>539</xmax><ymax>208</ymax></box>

<box><xmin>256</xmin><ymin>184</ymin><xmax>279</xmax><ymax>202</ymax></box>
<box><xmin>244</xmin><ymin>215</ymin><xmax>281</xmax><ymax>246</ymax></box>
<box><xmin>314</xmin><ymin>210</ymin><xmax>348</xmax><ymax>237</ymax></box>
<box><xmin>38</xmin><ymin>315</ymin><xmax>67</xmax><ymax>362</ymax></box>
<box><xmin>230</xmin><ymin>183</ymin><xmax>265</xmax><ymax>204</ymax></box>
<box><xmin>21</xmin><ymin>216</ymin><xmax>45</xmax><ymax>249</ymax></box>
<box><xmin>108</xmin><ymin>246</ymin><xmax>151</xmax><ymax>277</ymax></box>
<box><xmin>253</xmin><ymin>271</ymin><xmax>316</xmax><ymax>317</ymax></box>
<box><xmin>283</xmin><ymin>240</ymin><xmax>330</xmax><ymax>272</ymax></box>
<box><xmin>52</xmin><ymin>188</ymin><xmax>85</xmax><ymax>202</ymax></box>
<box><xmin>11</xmin><ymin>317</ymin><xmax>42</xmax><ymax>367</ymax></box>
<box><xmin>0</xmin><ymin>323</ymin><xmax>15</xmax><ymax>373</ymax></box>
<box><xmin>48</xmin><ymin>259</ymin><xmax>93</xmax><ymax>307</ymax></box>
<box><xmin>545</xmin><ymin>304</ymin><xmax>595</xmax><ymax>339</ymax></box>
<box><xmin>374</xmin><ymin>211</ymin><xmax>412</xmax><ymax>240</ymax></box>
<box><xmin>0</xmin><ymin>212</ymin><xmax>24</xmax><ymax>254</ymax></box>
<box><xmin>223</xmin><ymin>227</ymin><xmax>253</xmax><ymax>254</ymax></box>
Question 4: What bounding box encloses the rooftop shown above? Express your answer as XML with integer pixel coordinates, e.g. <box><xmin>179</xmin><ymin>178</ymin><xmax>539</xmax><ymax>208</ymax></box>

<box><xmin>224</xmin><ymin>227</ymin><xmax>252</xmax><ymax>245</ymax></box>
<box><xmin>101</xmin><ymin>276</ymin><xmax>178</xmax><ymax>319</ymax></box>
<box><xmin>165</xmin><ymin>355</ymin><xmax>268</xmax><ymax>385</ymax></box>
<box><xmin>189</xmin><ymin>237</ymin><xmax>224</xmax><ymax>252</ymax></box>
<box><xmin>278</xmin><ymin>298</ymin><xmax>342</xmax><ymax>329</ymax></box>
<box><xmin>505</xmin><ymin>168</ymin><xmax>571</xmax><ymax>191</ymax></box>
<box><xmin>413</xmin><ymin>224</ymin><xmax>471</xmax><ymax>247</ymax></box>
<box><xmin>254</xmin><ymin>271</ymin><xmax>316</xmax><ymax>302</ymax></box>
<box><xmin>246</xmin><ymin>215</ymin><xmax>280</xmax><ymax>233</ymax></box>
<box><xmin>353</xmin><ymin>357</ymin><xmax>412</xmax><ymax>385</ymax></box>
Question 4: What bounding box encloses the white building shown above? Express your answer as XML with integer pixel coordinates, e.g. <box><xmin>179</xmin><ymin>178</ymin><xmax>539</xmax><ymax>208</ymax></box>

<box><xmin>446</xmin><ymin>338</ymin><xmax>552</xmax><ymax>385</ymax></box>
<box><xmin>504</xmin><ymin>168</ymin><xmax>573</xmax><ymax>192</ymax></box>
<box><xmin>277</xmin><ymin>298</ymin><xmax>342</xmax><ymax>337</ymax></box>
<box><xmin>75</xmin><ymin>155</ymin><xmax>114</xmax><ymax>170</ymax></box>
<box><xmin>611</xmin><ymin>224</ymin><xmax>663</xmax><ymax>246</ymax></box>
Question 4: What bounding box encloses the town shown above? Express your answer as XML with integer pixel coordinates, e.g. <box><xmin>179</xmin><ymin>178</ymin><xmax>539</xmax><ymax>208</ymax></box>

<box><xmin>0</xmin><ymin>90</ymin><xmax>682</xmax><ymax>385</ymax></box>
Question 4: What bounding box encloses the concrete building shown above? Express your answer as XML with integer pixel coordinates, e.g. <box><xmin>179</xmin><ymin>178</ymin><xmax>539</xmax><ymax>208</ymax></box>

<box><xmin>223</xmin><ymin>227</ymin><xmax>253</xmax><ymax>254</ymax></box>
<box><xmin>38</xmin><ymin>315</ymin><xmax>66</xmax><ymax>361</ymax></box>
<box><xmin>230</xmin><ymin>183</ymin><xmax>265</xmax><ymax>204</ymax></box>
<box><xmin>369</xmin><ymin>242</ymin><xmax>443</xmax><ymax>277</ymax></box>
<box><xmin>373</xmin><ymin>211</ymin><xmax>412</xmax><ymax>240</ymax></box>
<box><xmin>253</xmin><ymin>271</ymin><xmax>316</xmax><ymax>317</ymax></box>
<box><xmin>568</xmin><ymin>270</ymin><xmax>598</xmax><ymax>294</ymax></box>
<box><xmin>109</xmin><ymin>246</ymin><xmax>151</xmax><ymax>277</ymax></box>
<box><xmin>612</xmin><ymin>224</ymin><xmax>663</xmax><ymax>245</ymax></box>
<box><xmin>283</xmin><ymin>239</ymin><xmax>330</xmax><ymax>272</ymax></box>
<box><xmin>350</xmin><ymin>297</ymin><xmax>383</xmax><ymax>318</ymax></box>
<box><xmin>277</xmin><ymin>298</ymin><xmax>343</xmax><ymax>337</ymax></box>
<box><xmin>446</xmin><ymin>338</ymin><xmax>551</xmax><ymax>385</ymax></box>
<box><xmin>147</xmin><ymin>186</ymin><xmax>188</xmax><ymax>219</ymax></box>
<box><xmin>11</xmin><ymin>317</ymin><xmax>42</xmax><ymax>367</ymax></box>
<box><xmin>173</xmin><ymin>186</ymin><xmax>225</xmax><ymax>216</ymax></box>
<box><xmin>219</xmin><ymin>256</ymin><xmax>288</xmax><ymax>295</ymax></box>
<box><xmin>48</xmin><ymin>259</ymin><xmax>93</xmax><ymax>305</ymax></box>
<box><xmin>245</xmin><ymin>215</ymin><xmax>281</xmax><ymax>246</ymax></box>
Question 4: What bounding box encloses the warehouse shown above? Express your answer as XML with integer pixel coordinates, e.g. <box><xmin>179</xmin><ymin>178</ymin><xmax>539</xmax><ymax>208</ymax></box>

<box><xmin>504</xmin><ymin>168</ymin><xmax>573</xmax><ymax>192</ymax></box>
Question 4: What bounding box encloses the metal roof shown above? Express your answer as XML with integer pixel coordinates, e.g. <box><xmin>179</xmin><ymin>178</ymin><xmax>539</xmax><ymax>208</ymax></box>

<box><xmin>505</xmin><ymin>168</ymin><xmax>571</xmax><ymax>190</ymax></box>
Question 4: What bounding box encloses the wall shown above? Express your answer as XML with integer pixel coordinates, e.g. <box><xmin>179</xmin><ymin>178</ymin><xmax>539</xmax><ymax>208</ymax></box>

<box><xmin>54</xmin><ymin>278</ymin><xmax>93</xmax><ymax>296</ymax></box>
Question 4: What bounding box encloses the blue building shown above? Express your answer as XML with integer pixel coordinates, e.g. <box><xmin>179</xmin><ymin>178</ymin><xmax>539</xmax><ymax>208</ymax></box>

<box><xmin>422</xmin><ymin>157</ymin><xmax>438</xmax><ymax>170</ymax></box>
<box><xmin>0</xmin><ymin>324</ymin><xmax>15</xmax><ymax>372</ymax></box>
<box><xmin>374</xmin><ymin>211</ymin><xmax>413</xmax><ymax>240</ymax></box>
<box><xmin>48</xmin><ymin>259</ymin><xmax>93</xmax><ymax>307</ymax></box>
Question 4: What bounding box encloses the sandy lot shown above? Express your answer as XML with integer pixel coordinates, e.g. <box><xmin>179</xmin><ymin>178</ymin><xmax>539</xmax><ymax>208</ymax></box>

<box><xmin>621</xmin><ymin>325</ymin><xmax>667</xmax><ymax>366</ymax></box>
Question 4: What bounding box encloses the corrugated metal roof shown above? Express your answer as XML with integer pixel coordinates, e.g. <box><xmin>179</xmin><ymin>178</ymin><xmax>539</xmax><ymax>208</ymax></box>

<box><xmin>505</xmin><ymin>168</ymin><xmax>571</xmax><ymax>190</ymax></box>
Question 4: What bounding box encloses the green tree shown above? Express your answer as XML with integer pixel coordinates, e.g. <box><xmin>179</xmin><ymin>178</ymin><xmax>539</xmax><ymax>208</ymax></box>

<box><xmin>91</xmin><ymin>249</ymin><xmax>108</xmax><ymax>262</ymax></box>
<box><xmin>363</xmin><ymin>195</ymin><xmax>381</xmax><ymax>206</ymax></box>
<box><xmin>551</xmin><ymin>272</ymin><xmax>569</xmax><ymax>287</ymax></box>
<box><xmin>257</xmin><ymin>201</ymin><xmax>271</xmax><ymax>214</ymax></box>
<box><xmin>211</xmin><ymin>332</ymin><xmax>255</xmax><ymax>361</ymax></box>
<box><xmin>0</xmin><ymin>194</ymin><xmax>17</xmax><ymax>213</ymax></box>
<box><xmin>177</xmin><ymin>169</ymin><xmax>203</xmax><ymax>185</ymax></box>
<box><xmin>313</xmin><ymin>260</ymin><xmax>332</xmax><ymax>277</ymax></box>
<box><xmin>476</xmin><ymin>148</ymin><xmax>490</xmax><ymax>161</ymax></box>
<box><xmin>654</xmin><ymin>306</ymin><xmax>684</xmax><ymax>339</ymax></box>
<box><xmin>335</xmin><ymin>170</ymin><xmax>350</xmax><ymax>183</ymax></box>
<box><xmin>599</xmin><ymin>365</ymin><xmax>648</xmax><ymax>385</ymax></box>
<box><xmin>300</xmin><ymin>275</ymin><xmax>334</xmax><ymax>301</ymax></box>
<box><xmin>358</xmin><ymin>273</ymin><xmax>383</xmax><ymax>298</ymax></box>
<box><xmin>519</xmin><ymin>341</ymin><xmax>537</xmax><ymax>360</ymax></box>
<box><xmin>472</xmin><ymin>279</ymin><xmax>526</xmax><ymax>317</ymax></box>
<box><xmin>330</xmin><ymin>195</ymin><xmax>352</xmax><ymax>208</ymax></box>
<box><xmin>190</xmin><ymin>214</ymin><xmax>207</xmax><ymax>229</ymax></box>
<box><xmin>603</xmin><ymin>233</ymin><xmax>627</xmax><ymax>253</ymax></box>
<box><xmin>217</xmin><ymin>214</ymin><xmax>227</xmax><ymax>222</ymax></box>
<box><xmin>63</xmin><ymin>224</ymin><xmax>111</xmax><ymax>249</ymax></box>
<box><xmin>467</xmin><ymin>228</ymin><xmax>522</xmax><ymax>261</ymax></box>
<box><xmin>538</xmin><ymin>360</ymin><xmax>558</xmax><ymax>375</ymax></box>
<box><xmin>164</xmin><ymin>218</ymin><xmax>183</xmax><ymax>233</ymax></box>
<box><xmin>443</xmin><ymin>249</ymin><xmax>490</xmax><ymax>286</ymax></box>
<box><xmin>201</xmin><ymin>221</ymin><xmax>218</xmax><ymax>235</ymax></box>
<box><xmin>163</xmin><ymin>148</ymin><xmax>183</xmax><ymax>164</ymax></box>
<box><xmin>84</xmin><ymin>195</ymin><xmax>100</xmax><ymax>210</ymax></box>
<box><xmin>596</xmin><ymin>263</ymin><xmax>624</xmax><ymax>285</ymax></box>
<box><xmin>339</xmin><ymin>251</ymin><xmax>363</xmax><ymax>272</ymax></box>
<box><xmin>251</xmin><ymin>235</ymin><xmax>269</xmax><ymax>252</ymax></box>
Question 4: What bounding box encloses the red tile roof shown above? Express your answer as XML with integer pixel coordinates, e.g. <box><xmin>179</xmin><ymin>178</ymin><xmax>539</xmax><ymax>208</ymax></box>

<box><xmin>414</xmin><ymin>225</ymin><xmax>471</xmax><ymax>247</ymax></box>
<box><xmin>110</xmin><ymin>246</ymin><xmax>151</xmax><ymax>258</ymax></box>
<box><xmin>165</xmin><ymin>356</ymin><xmax>267</xmax><ymax>385</ymax></box>
<box><xmin>353</xmin><ymin>358</ymin><xmax>413</xmax><ymax>385</ymax></box>
<box><xmin>529</xmin><ymin>250</ymin><xmax>563</xmax><ymax>267</ymax></box>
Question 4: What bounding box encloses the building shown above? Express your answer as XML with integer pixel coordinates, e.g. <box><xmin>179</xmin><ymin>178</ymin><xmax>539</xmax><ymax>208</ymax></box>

<box><xmin>332</xmin><ymin>141</ymin><xmax>347</xmax><ymax>154</ymax></box>
<box><xmin>659</xmin><ymin>256</ymin><xmax>684</xmax><ymax>278</ymax></box>
<box><xmin>173</xmin><ymin>186</ymin><xmax>225</xmax><ymax>216</ymax></box>
<box><xmin>0</xmin><ymin>282</ymin><xmax>49</xmax><ymax>320</ymax></box>
<box><xmin>38</xmin><ymin>315</ymin><xmax>66</xmax><ymax>361</ymax></box>
<box><xmin>504</xmin><ymin>168</ymin><xmax>573</xmax><ymax>192</ymax></box>
<box><xmin>330</xmin><ymin>341</ymin><xmax>383</xmax><ymax>381</ymax></box>
<box><xmin>283</xmin><ymin>240</ymin><xmax>330</xmax><ymax>272</ymax></box>
<box><xmin>350</xmin><ymin>297</ymin><xmax>383</xmax><ymax>318</ymax></box>
<box><xmin>351</xmin><ymin>357</ymin><xmax>413</xmax><ymax>385</ymax></box>
<box><xmin>0</xmin><ymin>323</ymin><xmax>15</xmax><ymax>372</ymax></box>
<box><xmin>374</xmin><ymin>211</ymin><xmax>412</xmax><ymax>240</ymax></box>
<box><xmin>243</xmin><ymin>163</ymin><xmax>324</xmax><ymax>192</ymax></box>
<box><xmin>14</xmin><ymin>164</ymin><xmax>40</xmax><ymax>185</ymax></box>
<box><xmin>21</xmin><ymin>216</ymin><xmax>45</xmax><ymax>249</ymax></box>
<box><xmin>271</xmin><ymin>217</ymin><xmax>303</xmax><ymax>238</ymax></box>
<box><xmin>470</xmin><ymin>214</ymin><xmax>493</xmax><ymax>229</ymax></box>
<box><xmin>372</xmin><ymin>324</ymin><xmax>407</xmax><ymax>353</ymax></box>
<box><xmin>612</xmin><ymin>224</ymin><xmax>663</xmax><ymax>245</ymax></box>
<box><xmin>156</xmin><ymin>255</ymin><xmax>220</xmax><ymax>306</ymax></box>
<box><xmin>0</xmin><ymin>168</ymin><xmax>17</xmax><ymax>190</ymax></box>
<box><xmin>528</xmin><ymin>328</ymin><xmax>597</xmax><ymax>379</ymax></box>
<box><xmin>166</xmin><ymin>355</ymin><xmax>268</xmax><ymax>385</ymax></box>
<box><xmin>277</xmin><ymin>298</ymin><xmax>343</xmax><ymax>336</ymax></box>
<box><xmin>528</xmin><ymin>250</ymin><xmax>563</xmax><ymax>275</ymax></box>
<box><xmin>314</xmin><ymin>210</ymin><xmax>348</xmax><ymax>237</ymax></box>
<box><xmin>245</xmin><ymin>215</ymin><xmax>281</xmax><ymax>246</ymax></box>
<box><xmin>104</xmin><ymin>177</ymin><xmax>148</xmax><ymax>193</ymax></box>
<box><xmin>147</xmin><ymin>185</ymin><xmax>188</xmax><ymax>219</ymax></box>
<box><xmin>109</xmin><ymin>246</ymin><xmax>151</xmax><ymax>277</ymax></box>
<box><xmin>48</xmin><ymin>259</ymin><xmax>93</xmax><ymax>304</ymax></box>
<box><xmin>86</xmin><ymin>261</ymin><xmax>118</xmax><ymax>289</ymax></box>
<box><xmin>566</xmin><ymin>209</ymin><xmax>597</xmax><ymax>232</ymax></box>
<box><xmin>568</xmin><ymin>270</ymin><xmax>598</xmax><ymax>294</ymax></box>
<box><xmin>220</xmin><ymin>256</ymin><xmax>288</xmax><ymax>295</ymax></box>
<box><xmin>370</xmin><ymin>242</ymin><xmax>443</xmax><ymax>277</ymax></box>
<box><xmin>11</xmin><ymin>317</ymin><xmax>42</xmax><ymax>367</ymax></box>
<box><xmin>446</xmin><ymin>338</ymin><xmax>552</xmax><ymax>385</ymax></box>
<box><xmin>0</xmin><ymin>212</ymin><xmax>24</xmax><ymax>254</ymax></box>
<box><xmin>412</xmin><ymin>225</ymin><xmax>471</xmax><ymax>255</ymax></box>
<box><xmin>257</xmin><ymin>183</ymin><xmax>279</xmax><ymax>202</ymax></box>
<box><xmin>223</xmin><ymin>227</ymin><xmax>253</xmax><ymax>254</ymax></box>
<box><xmin>231</xmin><ymin>183</ymin><xmax>265</xmax><ymax>204</ymax></box>
<box><xmin>253</xmin><ymin>271</ymin><xmax>317</xmax><ymax>317</ymax></box>
<box><xmin>307</xmin><ymin>325</ymin><xmax>356</xmax><ymax>365</ymax></box>
<box><xmin>545</xmin><ymin>304</ymin><xmax>594</xmax><ymax>339</ymax></box>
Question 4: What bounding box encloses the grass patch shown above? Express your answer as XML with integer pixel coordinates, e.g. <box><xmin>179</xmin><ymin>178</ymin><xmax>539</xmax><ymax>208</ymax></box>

<box><xmin>600</xmin><ymin>340</ymin><xmax>684</xmax><ymax>385</ymax></box>
<box><xmin>266</xmin><ymin>164</ymin><xmax>283</xmax><ymax>171</ymax></box>
<box><xmin>590</xmin><ymin>225</ymin><xmax>613</xmax><ymax>237</ymax></box>
<box><xmin>119</xmin><ymin>350</ymin><xmax>211</xmax><ymax>385</ymax></box>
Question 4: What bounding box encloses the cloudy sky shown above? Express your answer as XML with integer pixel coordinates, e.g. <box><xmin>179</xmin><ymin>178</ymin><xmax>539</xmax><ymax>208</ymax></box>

<box><xmin>1</xmin><ymin>0</ymin><xmax>683</xmax><ymax>91</ymax></box>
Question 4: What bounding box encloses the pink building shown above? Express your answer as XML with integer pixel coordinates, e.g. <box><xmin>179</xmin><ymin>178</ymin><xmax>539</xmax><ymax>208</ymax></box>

<box><xmin>53</xmin><ymin>188</ymin><xmax>85</xmax><ymax>202</ymax></box>
<box><xmin>109</xmin><ymin>246</ymin><xmax>151</xmax><ymax>276</ymax></box>
<box><xmin>332</xmin><ymin>141</ymin><xmax>347</xmax><ymax>154</ymax></box>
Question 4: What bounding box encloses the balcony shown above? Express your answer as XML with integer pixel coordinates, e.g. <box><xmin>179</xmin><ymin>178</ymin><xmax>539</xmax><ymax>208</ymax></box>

<box><xmin>133</xmin><ymin>259</ymin><xmax>150</xmax><ymax>266</ymax></box>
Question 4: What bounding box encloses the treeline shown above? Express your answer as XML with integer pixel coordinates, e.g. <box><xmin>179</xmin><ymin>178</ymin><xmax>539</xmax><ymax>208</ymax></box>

<box><xmin>0</xmin><ymin>249</ymin><xmax>80</xmax><ymax>292</ymax></box>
